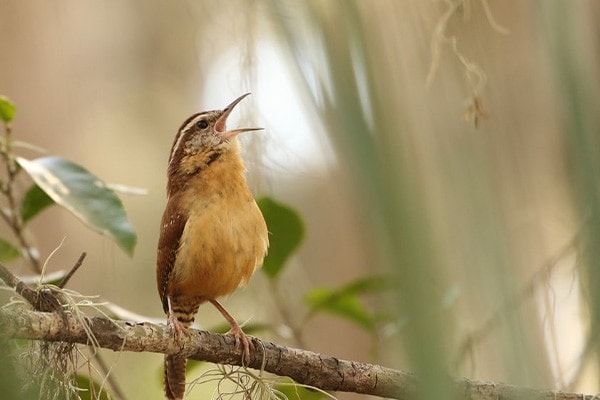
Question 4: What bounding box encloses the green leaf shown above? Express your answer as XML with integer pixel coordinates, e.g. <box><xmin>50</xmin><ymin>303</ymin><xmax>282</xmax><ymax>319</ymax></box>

<box><xmin>256</xmin><ymin>197</ymin><xmax>304</xmax><ymax>278</ymax></box>
<box><xmin>21</xmin><ymin>184</ymin><xmax>55</xmax><ymax>223</ymax></box>
<box><xmin>338</xmin><ymin>274</ymin><xmax>395</xmax><ymax>295</ymax></box>
<box><xmin>303</xmin><ymin>275</ymin><xmax>394</xmax><ymax>330</ymax></box>
<box><xmin>304</xmin><ymin>287</ymin><xmax>374</xmax><ymax>330</ymax></box>
<box><xmin>22</xmin><ymin>269</ymin><xmax>67</xmax><ymax>286</ymax></box>
<box><xmin>0</xmin><ymin>95</ymin><xmax>16</xmax><ymax>123</ymax></box>
<box><xmin>0</xmin><ymin>237</ymin><xmax>20</xmax><ymax>262</ymax></box>
<box><xmin>17</xmin><ymin>156</ymin><xmax>137</xmax><ymax>256</ymax></box>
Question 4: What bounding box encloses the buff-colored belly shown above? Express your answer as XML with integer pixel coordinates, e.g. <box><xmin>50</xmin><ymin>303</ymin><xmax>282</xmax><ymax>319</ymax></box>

<box><xmin>169</xmin><ymin>199</ymin><xmax>268</xmax><ymax>301</ymax></box>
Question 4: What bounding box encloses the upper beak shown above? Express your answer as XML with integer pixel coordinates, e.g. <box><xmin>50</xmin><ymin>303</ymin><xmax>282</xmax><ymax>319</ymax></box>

<box><xmin>215</xmin><ymin>93</ymin><xmax>262</xmax><ymax>142</ymax></box>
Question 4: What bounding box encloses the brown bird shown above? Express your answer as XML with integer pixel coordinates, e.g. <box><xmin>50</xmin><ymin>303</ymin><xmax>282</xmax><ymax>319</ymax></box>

<box><xmin>156</xmin><ymin>93</ymin><xmax>268</xmax><ymax>400</ymax></box>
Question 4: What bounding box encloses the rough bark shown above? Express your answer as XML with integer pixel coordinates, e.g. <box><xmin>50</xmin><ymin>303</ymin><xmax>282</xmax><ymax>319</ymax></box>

<box><xmin>0</xmin><ymin>308</ymin><xmax>590</xmax><ymax>400</ymax></box>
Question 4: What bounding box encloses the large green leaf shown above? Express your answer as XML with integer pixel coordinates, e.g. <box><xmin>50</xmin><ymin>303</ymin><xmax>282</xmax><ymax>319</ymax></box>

<box><xmin>21</xmin><ymin>183</ymin><xmax>55</xmax><ymax>223</ymax></box>
<box><xmin>0</xmin><ymin>237</ymin><xmax>20</xmax><ymax>262</ymax></box>
<box><xmin>17</xmin><ymin>156</ymin><xmax>136</xmax><ymax>256</ymax></box>
<box><xmin>20</xmin><ymin>182</ymin><xmax>147</xmax><ymax>224</ymax></box>
<box><xmin>0</xmin><ymin>95</ymin><xmax>16</xmax><ymax>123</ymax></box>
<box><xmin>256</xmin><ymin>197</ymin><xmax>304</xmax><ymax>278</ymax></box>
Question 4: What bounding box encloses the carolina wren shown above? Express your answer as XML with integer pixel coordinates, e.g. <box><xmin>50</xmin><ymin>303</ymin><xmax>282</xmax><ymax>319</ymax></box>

<box><xmin>156</xmin><ymin>93</ymin><xmax>268</xmax><ymax>400</ymax></box>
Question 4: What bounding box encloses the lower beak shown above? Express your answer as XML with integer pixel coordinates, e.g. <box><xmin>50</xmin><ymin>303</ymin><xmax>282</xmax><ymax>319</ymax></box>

<box><xmin>215</xmin><ymin>93</ymin><xmax>262</xmax><ymax>142</ymax></box>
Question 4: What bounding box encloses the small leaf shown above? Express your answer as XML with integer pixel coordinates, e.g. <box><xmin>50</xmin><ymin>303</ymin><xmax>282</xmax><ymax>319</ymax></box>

<box><xmin>0</xmin><ymin>95</ymin><xmax>16</xmax><ymax>123</ymax></box>
<box><xmin>21</xmin><ymin>184</ymin><xmax>55</xmax><ymax>223</ymax></box>
<box><xmin>21</xmin><ymin>269</ymin><xmax>67</xmax><ymax>286</ymax></box>
<box><xmin>0</xmin><ymin>237</ymin><xmax>20</xmax><ymax>262</ymax></box>
<box><xmin>305</xmin><ymin>287</ymin><xmax>374</xmax><ymax>330</ymax></box>
<box><xmin>303</xmin><ymin>275</ymin><xmax>393</xmax><ymax>330</ymax></box>
<box><xmin>257</xmin><ymin>197</ymin><xmax>304</xmax><ymax>278</ymax></box>
<box><xmin>17</xmin><ymin>156</ymin><xmax>137</xmax><ymax>256</ymax></box>
<box><xmin>338</xmin><ymin>275</ymin><xmax>395</xmax><ymax>296</ymax></box>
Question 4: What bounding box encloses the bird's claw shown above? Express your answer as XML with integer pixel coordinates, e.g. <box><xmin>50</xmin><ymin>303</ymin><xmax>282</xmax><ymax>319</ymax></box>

<box><xmin>228</xmin><ymin>325</ymin><xmax>253</xmax><ymax>364</ymax></box>
<box><xmin>168</xmin><ymin>314</ymin><xmax>190</xmax><ymax>342</ymax></box>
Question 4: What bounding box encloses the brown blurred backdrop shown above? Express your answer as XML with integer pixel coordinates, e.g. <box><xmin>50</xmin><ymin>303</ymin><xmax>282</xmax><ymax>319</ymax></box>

<box><xmin>1</xmin><ymin>1</ymin><xmax>599</xmax><ymax>399</ymax></box>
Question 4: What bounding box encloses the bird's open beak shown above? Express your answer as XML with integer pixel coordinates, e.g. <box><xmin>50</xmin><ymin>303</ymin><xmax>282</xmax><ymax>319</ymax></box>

<box><xmin>215</xmin><ymin>93</ymin><xmax>262</xmax><ymax>142</ymax></box>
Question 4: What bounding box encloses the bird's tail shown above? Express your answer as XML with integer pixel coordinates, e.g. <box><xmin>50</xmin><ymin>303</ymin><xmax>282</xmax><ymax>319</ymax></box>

<box><xmin>164</xmin><ymin>354</ymin><xmax>187</xmax><ymax>400</ymax></box>
<box><xmin>163</xmin><ymin>298</ymin><xmax>200</xmax><ymax>400</ymax></box>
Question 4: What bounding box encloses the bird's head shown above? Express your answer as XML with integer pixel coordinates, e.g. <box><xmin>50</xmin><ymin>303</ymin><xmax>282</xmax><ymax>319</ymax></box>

<box><xmin>167</xmin><ymin>93</ymin><xmax>261</xmax><ymax>176</ymax></box>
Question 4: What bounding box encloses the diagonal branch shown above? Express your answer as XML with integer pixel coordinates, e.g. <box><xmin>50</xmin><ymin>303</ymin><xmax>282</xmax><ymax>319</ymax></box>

<box><xmin>0</xmin><ymin>308</ymin><xmax>590</xmax><ymax>400</ymax></box>
<box><xmin>0</xmin><ymin>262</ymin><xmax>589</xmax><ymax>399</ymax></box>
<box><xmin>0</xmin><ymin>308</ymin><xmax>411</xmax><ymax>398</ymax></box>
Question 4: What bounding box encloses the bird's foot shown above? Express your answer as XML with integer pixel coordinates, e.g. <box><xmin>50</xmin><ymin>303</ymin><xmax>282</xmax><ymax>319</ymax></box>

<box><xmin>209</xmin><ymin>299</ymin><xmax>254</xmax><ymax>364</ymax></box>
<box><xmin>167</xmin><ymin>312</ymin><xmax>191</xmax><ymax>342</ymax></box>
<box><xmin>166</xmin><ymin>296</ymin><xmax>191</xmax><ymax>343</ymax></box>
<box><xmin>227</xmin><ymin>323</ymin><xmax>254</xmax><ymax>365</ymax></box>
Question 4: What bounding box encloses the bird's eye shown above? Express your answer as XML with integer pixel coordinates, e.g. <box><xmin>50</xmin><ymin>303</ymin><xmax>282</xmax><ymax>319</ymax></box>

<box><xmin>196</xmin><ymin>120</ymin><xmax>208</xmax><ymax>129</ymax></box>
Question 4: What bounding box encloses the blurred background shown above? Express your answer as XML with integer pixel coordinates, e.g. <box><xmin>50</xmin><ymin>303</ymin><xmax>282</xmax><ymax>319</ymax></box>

<box><xmin>1</xmin><ymin>1</ymin><xmax>600</xmax><ymax>399</ymax></box>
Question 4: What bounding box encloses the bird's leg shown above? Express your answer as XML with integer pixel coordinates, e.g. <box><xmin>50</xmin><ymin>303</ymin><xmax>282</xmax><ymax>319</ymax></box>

<box><xmin>167</xmin><ymin>296</ymin><xmax>191</xmax><ymax>340</ymax></box>
<box><xmin>209</xmin><ymin>299</ymin><xmax>253</xmax><ymax>363</ymax></box>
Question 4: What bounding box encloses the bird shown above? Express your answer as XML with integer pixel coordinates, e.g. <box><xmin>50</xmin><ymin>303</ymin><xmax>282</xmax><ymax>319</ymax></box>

<box><xmin>156</xmin><ymin>93</ymin><xmax>268</xmax><ymax>400</ymax></box>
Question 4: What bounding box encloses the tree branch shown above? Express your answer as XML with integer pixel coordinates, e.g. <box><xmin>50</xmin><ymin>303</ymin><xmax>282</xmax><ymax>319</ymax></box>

<box><xmin>0</xmin><ymin>307</ymin><xmax>410</xmax><ymax>398</ymax></box>
<box><xmin>0</xmin><ymin>308</ymin><xmax>590</xmax><ymax>400</ymax></box>
<box><xmin>0</xmin><ymin>263</ymin><xmax>589</xmax><ymax>399</ymax></box>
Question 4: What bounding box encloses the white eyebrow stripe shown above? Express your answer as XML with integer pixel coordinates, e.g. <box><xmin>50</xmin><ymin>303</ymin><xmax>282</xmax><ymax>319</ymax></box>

<box><xmin>169</xmin><ymin>131</ymin><xmax>185</xmax><ymax>165</ymax></box>
<box><xmin>169</xmin><ymin>114</ymin><xmax>206</xmax><ymax>164</ymax></box>
<box><xmin>182</xmin><ymin>114</ymin><xmax>204</xmax><ymax>134</ymax></box>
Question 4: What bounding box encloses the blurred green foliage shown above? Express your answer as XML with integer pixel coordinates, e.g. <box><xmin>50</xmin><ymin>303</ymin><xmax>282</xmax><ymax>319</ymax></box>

<box><xmin>304</xmin><ymin>275</ymin><xmax>393</xmax><ymax>330</ymax></box>
<box><xmin>0</xmin><ymin>93</ymin><xmax>382</xmax><ymax>399</ymax></box>
<box><xmin>0</xmin><ymin>95</ymin><xmax>139</xmax><ymax>399</ymax></box>
<box><xmin>0</xmin><ymin>95</ymin><xmax>137</xmax><ymax>263</ymax></box>
<box><xmin>18</xmin><ymin>156</ymin><xmax>137</xmax><ymax>256</ymax></box>
<box><xmin>0</xmin><ymin>95</ymin><xmax>15</xmax><ymax>123</ymax></box>
<box><xmin>0</xmin><ymin>237</ymin><xmax>19</xmax><ymax>262</ymax></box>
<box><xmin>257</xmin><ymin>196</ymin><xmax>305</xmax><ymax>279</ymax></box>
<box><xmin>20</xmin><ymin>183</ymin><xmax>56</xmax><ymax>223</ymax></box>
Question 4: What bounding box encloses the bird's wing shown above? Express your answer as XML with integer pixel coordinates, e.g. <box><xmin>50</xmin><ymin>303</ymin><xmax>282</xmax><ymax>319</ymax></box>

<box><xmin>156</xmin><ymin>199</ymin><xmax>187</xmax><ymax>314</ymax></box>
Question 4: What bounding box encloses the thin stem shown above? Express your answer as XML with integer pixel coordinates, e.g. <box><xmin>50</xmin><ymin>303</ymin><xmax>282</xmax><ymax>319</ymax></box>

<box><xmin>58</xmin><ymin>252</ymin><xmax>87</xmax><ymax>289</ymax></box>
<box><xmin>0</xmin><ymin>122</ymin><xmax>41</xmax><ymax>273</ymax></box>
